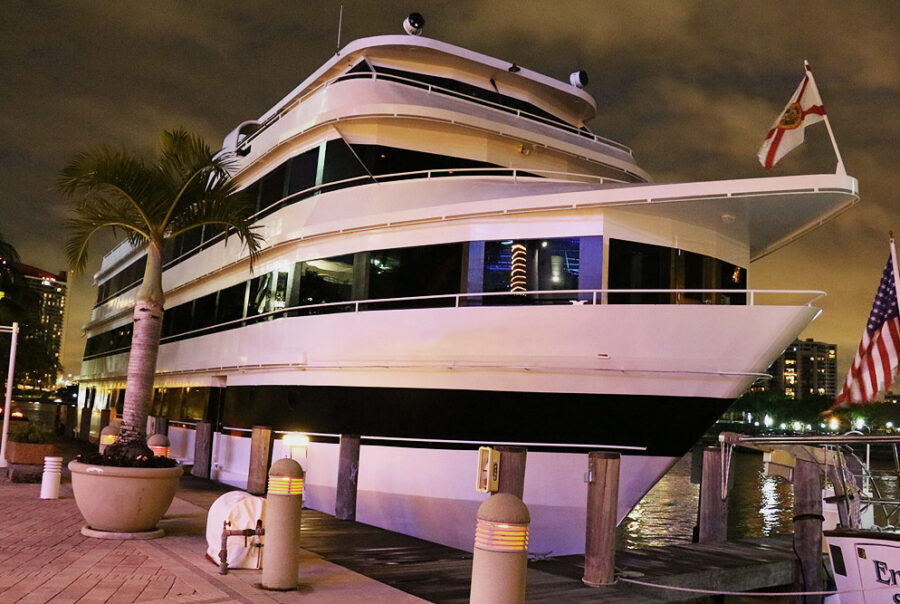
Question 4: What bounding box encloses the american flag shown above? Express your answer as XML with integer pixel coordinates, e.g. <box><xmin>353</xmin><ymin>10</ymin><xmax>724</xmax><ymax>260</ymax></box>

<box><xmin>834</xmin><ymin>254</ymin><xmax>900</xmax><ymax>406</ymax></box>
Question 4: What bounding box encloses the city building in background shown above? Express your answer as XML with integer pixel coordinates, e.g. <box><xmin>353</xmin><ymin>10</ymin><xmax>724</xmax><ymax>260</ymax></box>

<box><xmin>12</xmin><ymin>262</ymin><xmax>68</xmax><ymax>389</ymax></box>
<box><xmin>766</xmin><ymin>338</ymin><xmax>838</xmax><ymax>400</ymax></box>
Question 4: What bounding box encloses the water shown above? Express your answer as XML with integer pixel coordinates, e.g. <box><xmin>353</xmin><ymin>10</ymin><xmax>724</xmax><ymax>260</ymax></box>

<box><xmin>617</xmin><ymin>450</ymin><xmax>795</xmax><ymax>549</ymax></box>
<box><xmin>618</xmin><ymin>448</ymin><xmax>900</xmax><ymax>549</ymax></box>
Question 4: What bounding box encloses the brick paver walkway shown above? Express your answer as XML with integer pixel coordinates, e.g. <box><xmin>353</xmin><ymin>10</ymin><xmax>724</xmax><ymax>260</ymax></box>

<box><xmin>0</xmin><ymin>478</ymin><xmax>424</xmax><ymax>603</ymax></box>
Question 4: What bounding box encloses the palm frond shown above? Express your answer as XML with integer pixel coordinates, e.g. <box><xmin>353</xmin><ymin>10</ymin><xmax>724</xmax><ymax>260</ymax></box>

<box><xmin>168</xmin><ymin>185</ymin><xmax>264</xmax><ymax>266</ymax></box>
<box><xmin>64</xmin><ymin>196</ymin><xmax>151</xmax><ymax>272</ymax></box>
<box><xmin>59</xmin><ymin>128</ymin><xmax>262</xmax><ymax>275</ymax></box>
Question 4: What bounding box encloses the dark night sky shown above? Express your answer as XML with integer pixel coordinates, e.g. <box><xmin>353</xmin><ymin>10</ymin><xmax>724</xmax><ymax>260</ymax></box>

<box><xmin>1</xmin><ymin>1</ymin><xmax>898</xmax><ymax>378</ymax></box>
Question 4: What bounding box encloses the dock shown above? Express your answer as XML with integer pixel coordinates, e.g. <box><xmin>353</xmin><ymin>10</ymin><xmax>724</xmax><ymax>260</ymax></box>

<box><xmin>0</xmin><ymin>470</ymin><xmax>800</xmax><ymax>603</ymax></box>
<box><xmin>296</xmin><ymin>506</ymin><xmax>797</xmax><ymax>603</ymax></box>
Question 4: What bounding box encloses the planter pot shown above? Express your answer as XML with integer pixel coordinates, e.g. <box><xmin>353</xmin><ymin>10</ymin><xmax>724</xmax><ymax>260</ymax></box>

<box><xmin>6</xmin><ymin>442</ymin><xmax>57</xmax><ymax>465</ymax></box>
<box><xmin>68</xmin><ymin>461</ymin><xmax>183</xmax><ymax>535</ymax></box>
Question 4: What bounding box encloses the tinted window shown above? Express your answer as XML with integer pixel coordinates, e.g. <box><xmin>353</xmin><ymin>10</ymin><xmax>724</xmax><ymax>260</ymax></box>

<box><xmin>246</xmin><ymin>273</ymin><xmax>272</xmax><ymax>317</ymax></box>
<box><xmin>217</xmin><ymin>282</ymin><xmax>247</xmax><ymax>324</ymax></box>
<box><xmin>368</xmin><ymin>244</ymin><xmax>461</xmax><ymax>308</ymax></box>
<box><xmin>259</xmin><ymin>163</ymin><xmax>287</xmax><ymax>212</ymax></box>
<box><xmin>162</xmin><ymin>301</ymin><xmax>193</xmax><ymax>338</ymax></box>
<box><xmin>353</xmin><ymin>144</ymin><xmax>495</xmax><ymax>177</ymax></box>
<box><xmin>287</xmin><ymin>149</ymin><xmax>318</xmax><ymax>197</ymax></box>
<box><xmin>192</xmin><ymin>292</ymin><xmax>218</xmax><ymax>331</ymax></box>
<box><xmin>322</xmin><ymin>140</ymin><xmax>368</xmax><ymax>186</ymax></box>
<box><xmin>298</xmin><ymin>256</ymin><xmax>354</xmax><ymax>305</ymax></box>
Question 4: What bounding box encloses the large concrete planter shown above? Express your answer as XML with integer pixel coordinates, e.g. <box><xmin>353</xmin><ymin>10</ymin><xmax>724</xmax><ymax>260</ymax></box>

<box><xmin>68</xmin><ymin>461</ymin><xmax>183</xmax><ymax>537</ymax></box>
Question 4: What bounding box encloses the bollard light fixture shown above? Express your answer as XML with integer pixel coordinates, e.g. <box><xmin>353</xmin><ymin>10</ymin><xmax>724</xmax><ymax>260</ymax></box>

<box><xmin>470</xmin><ymin>493</ymin><xmax>531</xmax><ymax>604</ymax></box>
<box><xmin>267</xmin><ymin>457</ymin><xmax>304</xmax><ymax>496</ymax></box>
<box><xmin>262</xmin><ymin>457</ymin><xmax>304</xmax><ymax>591</ymax></box>
<box><xmin>475</xmin><ymin>519</ymin><xmax>529</xmax><ymax>552</ymax></box>
<box><xmin>147</xmin><ymin>433</ymin><xmax>171</xmax><ymax>458</ymax></box>
<box><xmin>98</xmin><ymin>423</ymin><xmax>120</xmax><ymax>452</ymax></box>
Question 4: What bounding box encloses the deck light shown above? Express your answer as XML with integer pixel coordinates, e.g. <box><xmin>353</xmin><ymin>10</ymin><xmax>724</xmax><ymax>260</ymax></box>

<box><xmin>148</xmin><ymin>433</ymin><xmax>171</xmax><ymax>458</ymax></box>
<box><xmin>281</xmin><ymin>432</ymin><xmax>310</xmax><ymax>466</ymax></box>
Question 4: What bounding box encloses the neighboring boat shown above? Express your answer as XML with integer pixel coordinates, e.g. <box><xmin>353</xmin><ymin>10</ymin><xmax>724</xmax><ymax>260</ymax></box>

<box><xmin>75</xmin><ymin>23</ymin><xmax>859</xmax><ymax>554</ymax></box>
<box><xmin>723</xmin><ymin>433</ymin><xmax>900</xmax><ymax>603</ymax></box>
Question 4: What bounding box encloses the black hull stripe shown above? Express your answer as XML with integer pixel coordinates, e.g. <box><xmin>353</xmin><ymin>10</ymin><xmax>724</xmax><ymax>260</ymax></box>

<box><xmin>215</xmin><ymin>385</ymin><xmax>731</xmax><ymax>457</ymax></box>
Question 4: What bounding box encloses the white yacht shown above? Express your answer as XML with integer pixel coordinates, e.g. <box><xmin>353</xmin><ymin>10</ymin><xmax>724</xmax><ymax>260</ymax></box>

<box><xmin>76</xmin><ymin>22</ymin><xmax>858</xmax><ymax>554</ymax></box>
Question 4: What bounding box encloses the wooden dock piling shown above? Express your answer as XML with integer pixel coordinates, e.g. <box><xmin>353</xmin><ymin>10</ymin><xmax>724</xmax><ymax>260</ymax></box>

<box><xmin>335</xmin><ymin>434</ymin><xmax>361</xmax><ymax>520</ymax></box>
<box><xmin>191</xmin><ymin>420</ymin><xmax>213</xmax><ymax>479</ymax></box>
<box><xmin>697</xmin><ymin>446</ymin><xmax>732</xmax><ymax>542</ymax></box>
<box><xmin>583</xmin><ymin>451</ymin><xmax>620</xmax><ymax>587</ymax></box>
<box><xmin>496</xmin><ymin>446</ymin><xmax>527</xmax><ymax>499</ymax></box>
<box><xmin>247</xmin><ymin>426</ymin><xmax>274</xmax><ymax>495</ymax></box>
<box><xmin>793</xmin><ymin>458</ymin><xmax>824</xmax><ymax>603</ymax></box>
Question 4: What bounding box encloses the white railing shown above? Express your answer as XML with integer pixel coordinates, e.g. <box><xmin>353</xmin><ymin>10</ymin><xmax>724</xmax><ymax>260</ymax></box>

<box><xmin>82</xmin><ymin>287</ymin><xmax>825</xmax><ymax>359</ymax></box>
<box><xmin>159</xmin><ymin>287</ymin><xmax>827</xmax><ymax>344</ymax></box>
<box><xmin>239</xmin><ymin>70</ymin><xmax>633</xmax><ymax>155</ymax></box>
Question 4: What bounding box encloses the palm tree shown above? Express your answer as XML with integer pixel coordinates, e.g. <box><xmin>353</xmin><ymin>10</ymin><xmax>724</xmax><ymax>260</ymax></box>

<box><xmin>59</xmin><ymin>128</ymin><xmax>263</xmax><ymax>446</ymax></box>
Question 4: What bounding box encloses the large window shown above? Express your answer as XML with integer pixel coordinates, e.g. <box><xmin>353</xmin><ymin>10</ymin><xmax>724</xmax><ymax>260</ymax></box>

<box><xmin>479</xmin><ymin>237</ymin><xmax>601</xmax><ymax>304</ymax></box>
<box><xmin>608</xmin><ymin>239</ymin><xmax>746</xmax><ymax>304</ymax></box>
<box><xmin>86</xmin><ymin>236</ymin><xmax>744</xmax><ymax>362</ymax></box>
<box><xmin>297</xmin><ymin>255</ymin><xmax>354</xmax><ymax>309</ymax></box>
<box><xmin>368</xmin><ymin>244</ymin><xmax>462</xmax><ymax>308</ymax></box>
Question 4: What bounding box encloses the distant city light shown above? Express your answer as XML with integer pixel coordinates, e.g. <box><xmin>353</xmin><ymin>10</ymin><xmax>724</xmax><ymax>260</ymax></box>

<box><xmin>887</xmin><ymin>421</ymin><xmax>895</xmax><ymax>429</ymax></box>
<box><xmin>763</xmin><ymin>414</ymin><xmax>773</xmax><ymax>428</ymax></box>
<box><xmin>829</xmin><ymin>417</ymin><xmax>840</xmax><ymax>431</ymax></box>
<box><xmin>855</xmin><ymin>418</ymin><xmax>866</xmax><ymax>430</ymax></box>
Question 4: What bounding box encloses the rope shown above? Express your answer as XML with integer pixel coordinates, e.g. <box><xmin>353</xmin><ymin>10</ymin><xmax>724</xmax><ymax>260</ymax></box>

<box><xmin>720</xmin><ymin>441</ymin><xmax>734</xmax><ymax>501</ymax></box>
<box><xmin>618</xmin><ymin>576</ymin><xmax>900</xmax><ymax>597</ymax></box>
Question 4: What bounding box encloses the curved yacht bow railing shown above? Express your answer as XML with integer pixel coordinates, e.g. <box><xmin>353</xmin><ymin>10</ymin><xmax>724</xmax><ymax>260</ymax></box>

<box><xmin>237</xmin><ymin>70</ymin><xmax>634</xmax><ymax>156</ymax></box>
<box><xmin>83</xmin><ymin>288</ymin><xmax>825</xmax><ymax>361</ymax></box>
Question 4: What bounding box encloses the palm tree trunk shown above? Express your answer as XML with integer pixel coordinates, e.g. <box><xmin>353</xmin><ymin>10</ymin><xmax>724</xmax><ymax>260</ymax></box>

<box><xmin>119</xmin><ymin>242</ymin><xmax>165</xmax><ymax>445</ymax></box>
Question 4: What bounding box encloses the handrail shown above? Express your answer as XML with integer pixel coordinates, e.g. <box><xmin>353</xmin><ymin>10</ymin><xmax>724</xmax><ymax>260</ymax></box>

<box><xmin>149</xmin><ymin>287</ymin><xmax>824</xmax><ymax>346</ymax></box>
<box><xmin>95</xmin><ymin>166</ymin><xmax>624</xmax><ymax>282</ymax></box>
<box><xmin>238</xmin><ymin>70</ymin><xmax>633</xmax><ymax>155</ymax></box>
<box><xmin>83</xmin><ymin>287</ymin><xmax>826</xmax><ymax>359</ymax></box>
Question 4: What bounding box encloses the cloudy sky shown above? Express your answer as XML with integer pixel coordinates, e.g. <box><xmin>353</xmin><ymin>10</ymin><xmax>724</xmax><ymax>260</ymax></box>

<box><xmin>1</xmin><ymin>1</ymin><xmax>898</xmax><ymax>377</ymax></box>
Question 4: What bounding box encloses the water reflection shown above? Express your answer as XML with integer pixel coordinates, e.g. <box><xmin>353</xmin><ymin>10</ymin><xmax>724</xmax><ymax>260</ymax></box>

<box><xmin>617</xmin><ymin>450</ymin><xmax>795</xmax><ymax>549</ymax></box>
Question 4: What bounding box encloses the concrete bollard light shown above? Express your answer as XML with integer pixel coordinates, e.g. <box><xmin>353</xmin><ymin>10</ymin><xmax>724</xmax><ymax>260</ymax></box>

<box><xmin>261</xmin><ymin>457</ymin><xmax>304</xmax><ymax>591</ymax></box>
<box><xmin>147</xmin><ymin>433</ymin><xmax>171</xmax><ymax>458</ymax></box>
<box><xmin>40</xmin><ymin>456</ymin><xmax>63</xmax><ymax>499</ymax></box>
<box><xmin>98</xmin><ymin>423</ymin><xmax>120</xmax><ymax>454</ymax></box>
<box><xmin>470</xmin><ymin>493</ymin><xmax>530</xmax><ymax>604</ymax></box>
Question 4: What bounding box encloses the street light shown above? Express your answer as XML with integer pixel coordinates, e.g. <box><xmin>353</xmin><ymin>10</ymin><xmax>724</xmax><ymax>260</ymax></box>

<box><xmin>0</xmin><ymin>322</ymin><xmax>19</xmax><ymax>469</ymax></box>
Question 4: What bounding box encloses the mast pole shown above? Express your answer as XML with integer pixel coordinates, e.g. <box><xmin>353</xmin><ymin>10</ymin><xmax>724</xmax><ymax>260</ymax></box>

<box><xmin>805</xmin><ymin>60</ymin><xmax>846</xmax><ymax>176</ymax></box>
<box><xmin>890</xmin><ymin>233</ymin><xmax>900</xmax><ymax>312</ymax></box>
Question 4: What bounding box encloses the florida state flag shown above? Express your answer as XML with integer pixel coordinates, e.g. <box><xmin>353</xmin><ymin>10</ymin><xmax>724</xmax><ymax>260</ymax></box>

<box><xmin>758</xmin><ymin>63</ymin><xmax>827</xmax><ymax>169</ymax></box>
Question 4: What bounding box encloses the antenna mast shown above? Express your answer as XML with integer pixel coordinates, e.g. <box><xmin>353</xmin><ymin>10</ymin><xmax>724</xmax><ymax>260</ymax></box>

<box><xmin>336</xmin><ymin>5</ymin><xmax>343</xmax><ymax>54</ymax></box>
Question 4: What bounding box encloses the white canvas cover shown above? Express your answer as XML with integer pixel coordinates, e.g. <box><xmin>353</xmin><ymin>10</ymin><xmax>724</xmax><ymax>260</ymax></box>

<box><xmin>205</xmin><ymin>491</ymin><xmax>266</xmax><ymax>569</ymax></box>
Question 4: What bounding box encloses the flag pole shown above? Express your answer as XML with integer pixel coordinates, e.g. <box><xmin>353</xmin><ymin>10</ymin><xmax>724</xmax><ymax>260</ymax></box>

<box><xmin>805</xmin><ymin>60</ymin><xmax>846</xmax><ymax>176</ymax></box>
<box><xmin>891</xmin><ymin>232</ymin><xmax>900</xmax><ymax>312</ymax></box>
